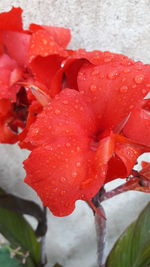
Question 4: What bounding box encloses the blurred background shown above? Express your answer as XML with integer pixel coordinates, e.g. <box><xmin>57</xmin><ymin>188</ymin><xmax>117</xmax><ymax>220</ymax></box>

<box><xmin>0</xmin><ymin>1</ymin><xmax>150</xmax><ymax>266</ymax></box>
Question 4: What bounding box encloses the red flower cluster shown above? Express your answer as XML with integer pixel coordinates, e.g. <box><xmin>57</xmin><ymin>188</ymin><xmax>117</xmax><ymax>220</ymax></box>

<box><xmin>0</xmin><ymin>8</ymin><xmax>150</xmax><ymax>216</ymax></box>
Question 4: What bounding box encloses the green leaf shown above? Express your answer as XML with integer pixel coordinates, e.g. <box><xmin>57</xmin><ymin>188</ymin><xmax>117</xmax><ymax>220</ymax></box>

<box><xmin>0</xmin><ymin>247</ymin><xmax>21</xmax><ymax>267</ymax></box>
<box><xmin>0</xmin><ymin>188</ymin><xmax>47</xmax><ymax>237</ymax></box>
<box><xmin>106</xmin><ymin>202</ymin><xmax>150</xmax><ymax>267</ymax></box>
<box><xmin>53</xmin><ymin>264</ymin><xmax>63</xmax><ymax>267</ymax></box>
<box><xmin>0</xmin><ymin>208</ymin><xmax>41</xmax><ymax>266</ymax></box>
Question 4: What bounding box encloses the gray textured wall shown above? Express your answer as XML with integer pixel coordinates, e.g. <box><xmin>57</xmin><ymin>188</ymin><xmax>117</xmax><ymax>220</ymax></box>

<box><xmin>0</xmin><ymin>1</ymin><xmax>150</xmax><ymax>267</ymax></box>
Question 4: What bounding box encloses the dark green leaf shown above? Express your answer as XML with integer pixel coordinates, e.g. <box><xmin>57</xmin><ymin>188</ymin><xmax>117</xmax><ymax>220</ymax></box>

<box><xmin>106</xmin><ymin>202</ymin><xmax>150</xmax><ymax>267</ymax></box>
<box><xmin>0</xmin><ymin>188</ymin><xmax>47</xmax><ymax>237</ymax></box>
<box><xmin>0</xmin><ymin>247</ymin><xmax>21</xmax><ymax>267</ymax></box>
<box><xmin>0</xmin><ymin>208</ymin><xmax>41</xmax><ymax>266</ymax></box>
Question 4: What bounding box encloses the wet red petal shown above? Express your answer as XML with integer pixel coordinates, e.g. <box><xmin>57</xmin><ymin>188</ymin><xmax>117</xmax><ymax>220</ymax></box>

<box><xmin>77</xmin><ymin>53</ymin><xmax>150</xmax><ymax>130</ymax></box>
<box><xmin>28</xmin><ymin>29</ymin><xmax>68</xmax><ymax>62</ymax></box>
<box><xmin>23</xmin><ymin>89</ymin><xmax>97</xmax><ymax>148</ymax></box>
<box><xmin>0</xmin><ymin>7</ymin><xmax>23</xmax><ymax>31</ymax></box>
<box><xmin>106</xmin><ymin>135</ymin><xmax>146</xmax><ymax>181</ymax></box>
<box><xmin>29</xmin><ymin>55</ymin><xmax>64</xmax><ymax>92</ymax></box>
<box><xmin>0</xmin><ymin>54</ymin><xmax>20</xmax><ymax>100</ymax></box>
<box><xmin>24</xmin><ymin>138</ymin><xmax>95</xmax><ymax>216</ymax></box>
<box><xmin>2</xmin><ymin>31</ymin><xmax>31</xmax><ymax>66</ymax></box>
<box><xmin>30</xmin><ymin>23</ymin><xmax>71</xmax><ymax>48</ymax></box>
<box><xmin>24</xmin><ymin>134</ymin><xmax>116</xmax><ymax>216</ymax></box>
<box><xmin>123</xmin><ymin>99</ymin><xmax>150</xmax><ymax>147</ymax></box>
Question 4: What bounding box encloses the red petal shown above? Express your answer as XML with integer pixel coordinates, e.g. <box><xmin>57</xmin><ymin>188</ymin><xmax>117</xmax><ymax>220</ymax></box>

<box><xmin>0</xmin><ymin>7</ymin><xmax>23</xmax><ymax>31</ymax></box>
<box><xmin>24</xmin><ymin>138</ymin><xmax>94</xmax><ymax>216</ymax></box>
<box><xmin>2</xmin><ymin>31</ymin><xmax>31</xmax><ymax>66</ymax></box>
<box><xmin>28</xmin><ymin>29</ymin><xmax>68</xmax><ymax>62</ymax></box>
<box><xmin>0</xmin><ymin>99</ymin><xmax>18</xmax><ymax>144</ymax></box>
<box><xmin>123</xmin><ymin>99</ymin><xmax>150</xmax><ymax>147</ymax></box>
<box><xmin>0</xmin><ymin>54</ymin><xmax>20</xmax><ymax>100</ymax></box>
<box><xmin>29</xmin><ymin>55</ymin><xmax>64</xmax><ymax>92</ymax></box>
<box><xmin>23</xmin><ymin>89</ymin><xmax>97</xmax><ymax>148</ymax></box>
<box><xmin>30</xmin><ymin>23</ymin><xmax>71</xmax><ymax>48</ymax></box>
<box><xmin>106</xmin><ymin>135</ymin><xmax>146</xmax><ymax>181</ymax></box>
<box><xmin>77</xmin><ymin>53</ymin><xmax>150</xmax><ymax>130</ymax></box>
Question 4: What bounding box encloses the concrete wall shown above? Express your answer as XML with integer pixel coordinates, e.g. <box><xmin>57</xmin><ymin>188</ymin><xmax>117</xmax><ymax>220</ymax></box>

<box><xmin>0</xmin><ymin>1</ymin><xmax>150</xmax><ymax>267</ymax></box>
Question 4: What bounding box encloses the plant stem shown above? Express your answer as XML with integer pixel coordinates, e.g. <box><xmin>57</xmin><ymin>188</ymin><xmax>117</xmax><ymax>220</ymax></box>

<box><xmin>40</xmin><ymin>206</ymin><xmax>47</xmax><ymax>266</ymax></box>
<box><xmin>92</xmin><ymin>188</ymin><xmax>106</xmax><ymax>267</ymax></box>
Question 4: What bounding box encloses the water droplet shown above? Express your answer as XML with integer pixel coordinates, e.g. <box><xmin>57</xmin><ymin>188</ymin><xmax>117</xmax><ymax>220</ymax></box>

<box><xmin>72</xmin><ymin>171</ymin><xmax>77</xmax><ymax>177</ymax></box>
<box><xmin>43</xmin><ymin>39</ymin><xmax>48</xmax><ymax>45</ymax></box>
<box><xmin>107</xmin><ymin>71</ymin><xmax>119</xmax><ymax>80</ymax></box>
<box><xmin>132</xmin><ymin>84</ymin><xmax>137</xmax><ymax>88</ymax></box>
<box><xmin>92</xmin><ymin>69</ymin><xmax>99</xmax><ymax>76</ymax></box>
<box><xmin>76</xmin><ymin>162</ymin><xmax>81</xmax><ymax>167</ymax></box>
<box><xmin>134</xmin><ymin>74</ymin><xmax>144</xmax><ymax>84</ymax></box>
<box><xmin>120</xmin><ymin>85</ymin><xmax>128</xmax><ymax>93</ymax></box>
<box><xmin>90</xmin><ymin>84</ymin><xmax>97</xmax><ymax>92</ymax></box>
<box><xmin>60</xmin><ymin>177</ymin><xmax>66</xmax><ymax>183</ymax></box>
<box><xmin>55</xmin><ymin>109</ymin><xmax>61</xmax><ymax>114</ymax></box>
<box><xmin>33</xmin><ymin>129</ymin><xmax>39</xmax><ymax>134</ymax></box>
<box><xmin>129</xmin><ymin>105</ymin><xmax>134</xmax><ymax>109</ymax></box>
<box><xmin>74</xmin><ymin>104</ymin><xmax>78</xmax><ymax>109</ymax></box>
<box><xmin>66</xmin><ymin>142</ymin><xmax>71</xmax><ymax>147</ymax></box>
<box><xmin>123</xmin><ymin>68</ymin><xmax>130</xmax><ymax>73</ymax></box>
<box><xmin>76</xmin><ymin>146</ymin><xmax>81</xmax><ymax>151</ymax></box>
<box><xmin>142</xmin><ymin>89</ymin><xmax>147</xmax><ymax>94</ymax></box>
<box><xmin>63</xmin><ymin>100</ymin><xmax>68</xmax><ymax>104</ymax></box>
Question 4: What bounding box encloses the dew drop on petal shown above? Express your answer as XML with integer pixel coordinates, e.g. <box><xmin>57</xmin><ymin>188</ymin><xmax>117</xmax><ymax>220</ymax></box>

<box><xmin>134</xmin><ymin>74</ymin><xmax>144</xmax><ymax>84</ymax></box>
<box><xmin>76</xmin><ymin>162</ymin><xmax>81</xmax><ymax>167</ymax></box>
<box><xmin>122</xmin><ymin>78</ymin><xmax>126</xmax><ymax>82</ymax></box>
<box><xmin>74</xmin><ymin>104</ymin><xmax>79</xmax><ymax>109</ymax></box>
<box><xmin>66</xmin><ymin>142</ymin><xmax>71</xmax><ymax>147</ymax></box>
<box><xmin>60</xmin><ymin>177</ymin><xmax>66</xmax><ymax>183</ymax></box>
<box><xmin>72</xmin><ymin>171</ymin><xmax>77</xmax><ymax>177</ymax></box>
<box><xmin>123</xmin><ymin>68</ymin><xmax>130</xmax><ymax>73</ymax></box>
<box><xmin>63</xmin><ymin>100</ymin><xmax>69</xmax><ymax>104</ymax></box>
<box><xmin>43</xmin><ymin>39</ymin><xmax>48</xmax><ymax>45</ymax></box>
<box><xmin>129</xmin><ymin>105</ymin><xmax>134</xmax><ymax>110</ymax></box>
<box><xmin>120</xmin><ymin>85</ymin><xmax>128</xmax><ymax>93</ymax></box>
<box><xmin>90</xmin><ymin>84</ymin><xmax>97</xmax><ymax>92</ymax></box>
<box><xmin>92</xmin><ymin>69</ymin><xmax>100</xmax><ymax>76</ymax></box>
<box><xmin>76</xmin><ymin>146</ymin><xmax>81</xmax><ymax>151</ymax></box>
<box><xmin>132</xmin><ymin>84</ymin><xmax>137</xmax><ymax>88</ymax></box>
<box><xmin>55</xmin><ymin>109</ymin><xmax>61</xmax><ymax>114</ymax></box>
<box><xmin>142</xmin><ymin>89</ymin><xmax>147</xmax><ymax>94</ymax></box>
<box><xmin>107</xmin><ymin>71</ymin><xmax>119</xmax><ymax>80</ymax></box>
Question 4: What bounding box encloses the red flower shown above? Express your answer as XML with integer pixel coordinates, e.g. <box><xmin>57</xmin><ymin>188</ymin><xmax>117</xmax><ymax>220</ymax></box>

<box><xmin>0</xmin><ymin>7</ymin><xmax>71</xmax><ymax>143</ymax></box>
<box><xmin>24</xmin><ymin>51</ymin><xmax>150</xmax><ymax>216</ymax></box>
